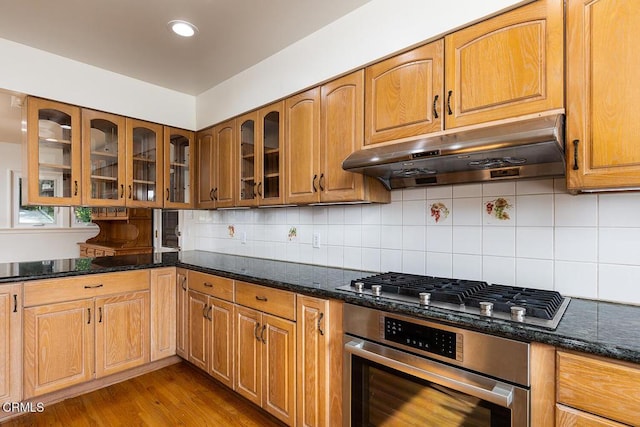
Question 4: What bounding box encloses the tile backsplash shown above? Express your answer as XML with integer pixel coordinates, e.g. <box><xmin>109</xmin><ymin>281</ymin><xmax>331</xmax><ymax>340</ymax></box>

<box><xmin>183</xmin><ymin>178</ymin><xmax>640</xmax><ymax>305</ymax></box>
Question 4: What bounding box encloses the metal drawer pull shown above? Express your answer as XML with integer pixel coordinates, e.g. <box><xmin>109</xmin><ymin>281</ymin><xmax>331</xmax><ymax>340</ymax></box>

<box><xmin>181</xmin><ymin>276</ymin><xmax>187</xmax><ymax>291</ymax></box>
<box><xmin>572</xmin><ymin>139</ymin><xmax>580</xmax><ymax>170</ymax></box>
<box><xmin>87</xmin><ymin>307</ymin><xmax>91</xmax><ymax>324</ymax></box>
<box><xmin>207</xmin><ymin>306</ymin><xmax>213</xmax><ymax>321</ymax></box>
<box><xmin>255</xmin><ymin>296</ymin><xmax>268</xmax><ymax>302</ymax></box>
<box><xmin>318</xmin><ymin>312</ymin><xmax>324</xmax><ymax>336</ymax></box>
<box><xmin>128</xmin><ymin>185</ymin><xmax>132</xmax><ymax>199</ymax></box>
<box><xmin>433</xmin><ymin>94</ymin><xmax>439</xmax><ymax>119</ymax></box>
<box><xmin>202</xmin><ymin>304</ymin><xmax>208</xmax><ymax>318</ymax></box>
<box><xmin>166</xmin><ymin>188</ymin><xmax>170</xmax><ymax>201</ymax></box>
<box><xmin>98</xmin><ymin>307</ymin><xmax>103</xmax><ymax>323</ymax></box>
<box><xmin>84</xmin><ymin>284</ymin><xmax>104</xmax><ymax>289</ymax></box>
<box><xmin>447</xmin><ymin>90</ymin><xmax>453</xmax><ymax>115</ymax></box>
<box><xmin>319</xmin><ymin>173</ymin><xmax>325</xmax><ymax>191</ymax></box>
<box><xmin>261</xmin><ymin>324</ymin><xmax>267</xmax><ymax>344</ymax></box>
<box><xmin>312</xmin><ymin>174</ymin><xmax>318</xmax><ymax>192</ymax></box>
<box><xmin>120</xmin><ymin>184</ymin><xmax>124</xmax><ymax>198</ymax></box>
<box><xmin>74</xmin><ymin>181</ymin><xmax>78</xmax><ymax>196</ymax></box>
<box><xmin>209</xmin><ymin>188</ymin><xmax>215</xmax><ymax>201</ymax></box>
<box><xmin>13</xmin><ymin>294</ymin><xmax>17</xmax><ymax>313</ymax></box>
<box><xmin>204</xmin><ymin>282</ymin><xmax>214</xmax><ymax>288</ymax></box>
<box><xmin>254</xmin><ymin>323</ymin><xmax>261</xmax><ymax>341</ymax></box>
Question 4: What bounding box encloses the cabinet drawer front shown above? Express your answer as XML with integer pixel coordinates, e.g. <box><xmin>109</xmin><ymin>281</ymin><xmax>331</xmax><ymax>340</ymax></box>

<box><xmin>24</xmin><ymin>270</ymin><xmax>150</xmax><ymax>306</ymax></box>
<box><xmin>556</xmin><ymin>404</ymin><xmax>627</xmax><ymax>427</ymax></box>
<box><xmin>188</xmin><ymin>271</ymin><xmax>234</xmax><ymax>301</ymax></box>
<box><xmin>235</xmin><ymin>281</ymin><xmax>296</xmax><ymax>321</ymax></box>
<box><xmin>557</xmin><ymin>351</ymin><xmax>640</xmax><ymax>425</ymax></box>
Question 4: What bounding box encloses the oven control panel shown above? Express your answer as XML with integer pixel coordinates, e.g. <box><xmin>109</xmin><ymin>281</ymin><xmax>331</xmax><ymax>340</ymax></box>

<box><xmin>384</xmin><ymin>317</ymin><xmax>459</xmax><ymax>360</ymax></box>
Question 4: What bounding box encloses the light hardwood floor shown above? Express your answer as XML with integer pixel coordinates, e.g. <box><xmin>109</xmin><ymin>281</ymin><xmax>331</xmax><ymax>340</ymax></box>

<box><xmin>3</xmin><ymin>362</ymin><xmax>285</xmax><ymax>426</ymax></box>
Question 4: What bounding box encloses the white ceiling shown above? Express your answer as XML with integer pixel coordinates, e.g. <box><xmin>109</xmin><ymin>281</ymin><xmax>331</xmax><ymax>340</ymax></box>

<box><xmin>0</xmin><ymin>0</ymin><xmax>369</xmax><ymax>95</ymax></box>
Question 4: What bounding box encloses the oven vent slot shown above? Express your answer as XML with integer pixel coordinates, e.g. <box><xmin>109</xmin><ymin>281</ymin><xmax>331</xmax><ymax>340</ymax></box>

<box><xmin>491</xmin><ymin>168</ymin><xmax>520</xmax><ymax>179</ymax></box>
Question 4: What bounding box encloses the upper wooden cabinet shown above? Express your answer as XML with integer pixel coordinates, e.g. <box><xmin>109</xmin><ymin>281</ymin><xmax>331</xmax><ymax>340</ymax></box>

<box><xmin>163</xmin><ymin>127</ymin><xmax>194</xmax><ymax>208</ymax></box>
<box><xmin>82</xmin><ymin>109</ymin><xmax>127</xmax><ymax>206</ymax></box>
<box><xmin>125</xmin><ymin>119</ymin><xmax>163</xmax><ymax>208</ymax></box>
<box><xmin>566</xmin><ymin>0</ymin><xmax>640</xmax><ymax>191</ymax></box>
<box><xmin>444</xmin><ymin>0</ymin><xmax>563</xmax><ymax>129</ymax></box>
<box><xmin>237</xmin><ymin>102</ymin><xmax>285</xmax><ymax>207</ymax></box>
<box><xmin>208</xmin><ymin>119</ymin><xmax>236</xmax><ymax>209</ymax></box>
<box><xmin>23</xmin><ymin>97</ymin><xmax>82</xmax><ymax>206</ymax></box>
<box><xmin>195</xmin><ymin>127</ymin><xmax>215</xmax><ymax>209</ymax></box>
<box><xmin>365</xmin><ymin>41</ymin><xmax>444</xmax><ymax>145</ymax></box>
<box><xmin>322</xmin><ymin>71</ymin><xmax>389</xmax><ymax>203</ymax></box>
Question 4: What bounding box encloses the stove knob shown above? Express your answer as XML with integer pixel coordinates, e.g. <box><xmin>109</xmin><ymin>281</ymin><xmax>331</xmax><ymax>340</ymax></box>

<box><xmin>355</xmin><ymin>282</ymin><xmax>364</xmax><ymax>293</ymax></box>
<box><xmin>510</xmin><ymin>306</ymin><xmax>526</xmax><ymax>321</ymax></box>
<box><xmin>479</xmin><ymin>301</ymin><xmax>493</xmax><ymax>316</ymax></box>
<box><xmin>419</xmin><ymin>292</ymin><xmax>431</xmax><ymax>306</ymax></box>
<box><xmin>371</xmin><ymin>285</ymin><xmax>382</xmax><ymax>296</ymax></box>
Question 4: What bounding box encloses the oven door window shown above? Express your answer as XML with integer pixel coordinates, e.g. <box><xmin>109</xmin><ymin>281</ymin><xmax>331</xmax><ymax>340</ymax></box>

<box><xmin>351</xmin><ymin>356</ymin><xmax>511</xmax><ymax>427</ymax></box>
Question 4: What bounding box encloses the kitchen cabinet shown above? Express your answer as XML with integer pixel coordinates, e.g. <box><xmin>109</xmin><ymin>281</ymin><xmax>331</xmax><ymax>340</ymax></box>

<box><xmin>364</xmin><ymin>41</ymin><xmax>444</xmax><ymax>145</ymax></box>
<box><xmin>285</xmin><ymin>87</ymin><xmax>321</xmax><ymax>205</ymax></box>
<box><xmin>187</xmin><ymin>271</ymin><xmax>235</xmax><ymax>388</ymax></box>
<box><xmin>235</xmin><ymin>281</ymin><xmax>296</xmax><ymax>426</ymax></box>
<box><xmin>125</xmin><ymin>119</ymin><xmax>163</xmax><ymax>208</ymax></box>
<box><xmin>82</xmin><ymin>109</ymin><xmax>127</xmax><ymax>206</ymax></box>
<box><xmin>556</xmin><ymin>350</ymin><xmax>640</xmax><ymax>426</ymax></box>
<box><xmin>176</xmin><ymin>268</ymin><xmax>189</xmax><ymax>359</ymax></box>
<box><xmin>0</xmin><ymin>284</ymin><xmax>22</xmax><ymax>408</ymax></box>
<box><xmin>237</xmin><ymin>102</ymin><xmax>285</xmax><ymax>207</ymax></box>
<box><xmin>79</xmin><ymin>207</ymin><xmax>153</xmax><ymax>257</ymax></box>
<box><xmin>198</xmin><ymin>119</ymin><xmax>236</xmax><ymax>209</ymax></box>
<box><xmin>150</xmin><ymin>267</ymin><xmax>176</xmax><ymax>361</ymax></box>
<box><xmin>163</xmin><ymin>127</ymin><xmax>194</xmax><ymax>208</ymax></box>
<box><xmin>444</xmin><ymin>0</ymin><xmax>563</xmax><ymax>129</ymax></box>
<box><xmin>23</xmin><ymin>97</ymin><xmax>82</xmax><ymax>206</ymax></box>
<box><xmin>566</xmin><ymin>0</ymin><xmax>640</xmax><ymax>191</ymax></box>
<box><xmin>321</xmin><ymin>71</ymin><xmax>389</xmax><ymax>203</ymax></box>
<box><xmin>296</xmin><ymin>295</ymin><xmax>343</xmax><ymax>427</ymax></box>
<box><xmin>22</xmin><ymin>270</ymin><xmax>150</xmax><ymax>398</ymax></box>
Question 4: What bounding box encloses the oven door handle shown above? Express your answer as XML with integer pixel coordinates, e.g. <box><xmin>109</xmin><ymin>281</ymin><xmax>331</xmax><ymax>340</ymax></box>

<box><xmin>345</xmin><ymin>340</ymin><xmax>514</xmax><ymax>408</ymax></box>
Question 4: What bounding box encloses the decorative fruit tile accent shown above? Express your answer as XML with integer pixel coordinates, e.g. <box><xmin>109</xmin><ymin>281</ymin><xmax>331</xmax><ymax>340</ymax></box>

<box><xmin>484</xmin><ymin>197</ymin><xmax>514</xmax><ymax>225</ymax></box>
<box><xmin>288</xmin><ymin>226</ymin><xmax>298</xmax><ymax>241</ymax></box>
<box><xmin>428</xmin><ymin>201</ymin><xmax>451</xmax><ymax>225</ymax></box>
<box><xmin>227</xmin><ymin>225</ymin><xmax>235</xmax><ymax>238</ymax></box>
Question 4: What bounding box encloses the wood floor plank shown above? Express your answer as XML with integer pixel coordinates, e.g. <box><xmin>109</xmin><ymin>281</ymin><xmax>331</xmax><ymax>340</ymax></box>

<box><xmin>3</xmin><ymin>362</ymin><xmax>285</xmax><ymax>427</ymax></box>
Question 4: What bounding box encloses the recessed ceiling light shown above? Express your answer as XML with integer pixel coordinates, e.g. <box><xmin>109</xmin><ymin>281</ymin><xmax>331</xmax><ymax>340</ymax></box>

<box><xmin>168</xmin><ymin>20</ymin><xmax>198</xmax><ymax>37</ymax></box>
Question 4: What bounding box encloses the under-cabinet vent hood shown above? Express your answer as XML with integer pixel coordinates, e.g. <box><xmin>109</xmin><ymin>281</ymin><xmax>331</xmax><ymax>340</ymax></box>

<box><xmin>342</xmin><ymin>114</ymin><xmax>565</xmax><ymax>189</ymax></box>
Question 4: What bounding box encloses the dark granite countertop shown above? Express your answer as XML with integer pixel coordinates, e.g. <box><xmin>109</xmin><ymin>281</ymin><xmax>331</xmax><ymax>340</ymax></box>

<box><xmin>2</xmin><ymin>250</ymin><xmax>640</xmax><ymax>364</ymax></box>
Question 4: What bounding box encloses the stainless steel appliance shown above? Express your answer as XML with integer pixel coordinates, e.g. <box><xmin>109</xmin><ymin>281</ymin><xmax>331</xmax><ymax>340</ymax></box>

<box><xmin>336</xmin><ymin>272</ymin><xmax>571</xmax><ymax>329</ymax></box>
<box><xmin>343</xmin><ymin>304</ymin><xmax>530</xmax><ymax>426</ymax></box>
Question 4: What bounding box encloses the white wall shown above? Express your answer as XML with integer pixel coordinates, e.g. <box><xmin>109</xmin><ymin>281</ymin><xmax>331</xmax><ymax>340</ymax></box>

<box><xmin>0</xmin><ymin>38</ymin><xmax>195</xmax><ymax>130</ymax></box>
<box><xmin>183</xmin><ymin>179</ymin><xmax>640</xmax><ymax>306</ymax></box>
<box><xmin>196</xmin><ymin>0</ymin><xmax>527</xmax><ymax>128</ymax></box>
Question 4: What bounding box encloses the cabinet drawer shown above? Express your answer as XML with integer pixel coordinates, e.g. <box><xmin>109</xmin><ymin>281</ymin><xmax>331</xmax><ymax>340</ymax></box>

<box><xmin>188</xmin><ymin>271</ymin><xmax>234</xmax><ymax>302</ymax></box>
<box><xmin>557</xmin><ymin>351</ymin><xmax>640</xmax><ymax>426</ymax></box>
<box><xmin>556</xmin><ymin>404</ymin><xmax>626</xmax><ymax>427</ymax></box>
<box><xmin>24</xmin><ymin>270</ymin><xmax>150</xmax><ymax>307</ymax></box>
<box><xmin>235</xmin><ymin>281</ymin><xmax>296</xmax><ymax>321</ymax></box>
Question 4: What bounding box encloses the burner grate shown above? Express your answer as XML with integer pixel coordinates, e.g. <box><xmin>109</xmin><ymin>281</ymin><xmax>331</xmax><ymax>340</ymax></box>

<box><xmin>464</xmin><ymin>284</ymin><xmax>565</xmax><ymax>320</ymax></box>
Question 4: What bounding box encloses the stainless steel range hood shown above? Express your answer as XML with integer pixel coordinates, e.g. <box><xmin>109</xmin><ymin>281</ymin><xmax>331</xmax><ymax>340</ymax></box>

<box><xmin>342</xmin><ymin>113</ymin><xmax>565</xmax><ymax>189</ymax></box>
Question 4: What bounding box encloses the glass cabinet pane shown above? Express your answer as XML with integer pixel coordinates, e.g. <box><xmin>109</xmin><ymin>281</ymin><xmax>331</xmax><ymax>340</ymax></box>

<box><xmin>168</xmin><ymin>132</ymin><xmax>191</xmax><ymax>204</ymax></box>
<box><xmin>37</xmin><ymin>108</ymin><xmax>74</xmax><ymax>198</ymax></box>
<box><xmin>262</xmin><ymin>111</ymin><xmax>280</xmax><ymax>200</ymax></box>
<box><xmin>240</xmin><ymin>119</ymin><xmax>256</xmax><ymax>201</ymax></box>
<box><xmin>131</xmin><ymin>126</ymin><xmax>158</xmax><ymax>203</ymax></box>
<box><xmin>89</xmin><ymin>118</ymin><xmax>120</xmax><ymax>200</ymax></box>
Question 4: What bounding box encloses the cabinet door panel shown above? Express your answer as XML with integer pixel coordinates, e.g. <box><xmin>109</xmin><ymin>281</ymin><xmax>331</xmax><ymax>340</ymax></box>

<box><xmin>567</xmin><ymin>0</ymin><xmax>640</xmax><ymax>190</ymax></box>
<box><xmin>263</xmin><ymin>314</ymin><xmax>295</xmax><ymax>425</ymax></box>
<box><xmin>237</xmin><ymin>112</ymin><xmax>258</xmax><ymax>207</ymax></box>
<box><xmin>187</xmin><ymin>290</ymin><xmax>209</xmax><ymax>370</ymax></box>
<box><xmin>196</xmin><ymin>128</ymin><xmax>215</xmax><ymax>209</ymax></box>
<box><xmin>235</xmin><ymin>306</ymin><xmax>261</xmax><ymax>405</ymax></box>
<box><xmin>163</xmin><ymin>127</ymin><xmax>194</xmax><ymax>208</ymax></box>
<box><xmin>365</xmin><ymin>41</ymin><xmax>443</xmax><ymax>144</ymax></box>
<box><xmin>176</xmin><ymin>269</ymin><xmax>189</xmax><ymax>358</ymax></box>
<box><xmin>208</xmin><ymin>298</ymin><xmax>234</xmax><ymax>388</ymax></box>
<box><xmin>214</xmin><ymin>120</ymin><xmax>236</xmax><ymax>208</ymax></box>
<box><xmin>258</xmin><ymin>102</ymin><xmax>285</xmax><ymax>206</ymax></box>
<box><xmin>444</xmin><ymin>0</ymin><xmax>563</xmax><ymax>128</ymax></box>
<box><xmin>126</xmin><ymin>119</ymin><xmax>163</xmax><ymax>208</ymax></box>
<box><xmin>0</xmin><ymin>284</ymin><xmax>21</xmax><ymax>405</ymax></box>
<box><xmin>150</xmin><ymin>268</ymin><xmax>176</xmax><ymax>361</ymax></box>
<box><xmin>95</xmin><ymin>291</ymin><xmax>150</xmax><ymax>378</ymax></box>
<box><xmin>23</xmin><ymin>299</ymin><xmax>93</xmax><ymax>398</ymax></box>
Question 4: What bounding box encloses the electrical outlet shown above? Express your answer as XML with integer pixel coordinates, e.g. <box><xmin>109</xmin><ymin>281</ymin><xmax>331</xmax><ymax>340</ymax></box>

<box><xmin>312</xmin><ymin>232</ymin><xmax>321</xmax><ymax>248</ymax></box>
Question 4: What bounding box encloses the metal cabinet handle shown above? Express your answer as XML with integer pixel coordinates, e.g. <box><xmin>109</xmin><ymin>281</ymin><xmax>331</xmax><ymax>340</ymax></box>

<box><xmin>252</xmin><ymin>182</ymin><xmax>257</xmax><ymax>198</ymax></box>
<box><xmin>319</xmin><ymin>173</ymin><xmax>325</xmax><ymax>191</ymax></box>
<box><xmin>433</xmin><ymin>94</ymin><xmax>439</xmax><ymax>119</ymax></box>
<box><xmin>74</xmin><ymin>181</ymin><xmax>78</xmax><ymax>196</ymax></box>
<box><xmin>318</xmin><ymin>312</ymin><xmax>324</xmax><ymax>336</ymax></box>
<box><xmin>13</xmin><ymin>294</ymin><xmax>17</xmax><ymax>313</ymax></box>
<box><xmin>447</xmin><ymin>90</ymin><xmax>453</xmax><ymax>115</ymax></box>
<box><xmin>204</xmin><ymin>282</ymin><xmax>213</xmax><ymax>288</ymax></box>
<box><xmin>212</xmin><ymin>188</ymin><xmax>218</xmax><ymax>201</ymax></box>
<box><xmin>261</xmin><ymin>324</ymin><xmax>267</xmax><ymax>344</ymax></box>
<box><xmin>166</xmin><ymin>188</ymin><xmax>170</xmax><ymax>201</ymax></box>
<box><xmin>84</xmin><ymin>284</ymin><xmax>104</xmax><ymax>289</ymax></box>
<box><xmin>572</xmin><ymin>139</ymin><xmax>580</xmax><ymax>170</ymax></box>
<box><xmin>255</xmin><ymin>296</ymin><xmax>268</xmax><ymax>302</ymax></box>
<box><xmin>209</xmin><ymin>188</ymin><xmax>215</xmax><ymax>201</ymax></box>
<box><xmin>202</xmin><ymin>304</ymin><xmax>208</xmax><ymax>319</ymax></box>
<box><xmin>128</xmin><ymin>185</ymin><xmax>132</xmax><ymax>199</ymax></box>
<box><xmin>120</xmin><ymin>184</ymin><xmax>124</xmax><ymax>198</ymax></box>
<box><xmin>254</xmin><ymin>323</ymin><xmax>261</xmax><ymax>341</ymax></box>
<box><xmin>312</xmin><ymin>174</ymin><xmax>318</xmax><ymax>192</ymax></box>
<box><xmin>98</xmin><ymin>307</ymin><xmax>103</xmax><ymax>323</ymax></box>
<box><xmin>88</xmin><ymin>307</ymin><xmax>91</xmax><ymax>324</ymax></box>
<box><xmin>181</xmin><ymin>276</ymin><xmax>187</xmax><ymax>291</ymax></box>
<box><xmin>257</xmin><ymin>182</ymin><xmax>263</xmax><ymax>197</ymax></box>
<box><xmin>207</xmin><ymin>305</ymin><xmax>213</xmax><ymax>321</ymax></box>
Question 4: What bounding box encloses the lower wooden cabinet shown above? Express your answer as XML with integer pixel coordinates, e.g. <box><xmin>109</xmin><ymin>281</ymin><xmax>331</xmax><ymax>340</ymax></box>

<box><xmin>235</xmin><ymin>305</ymin><xmax>296</xmax><ymax>426</ymax></box>
<box><xmin>0</xmin><ymin>284</ymin><xmax>22</xmax><ymax>408</ymax></box>
<box><xmin>150</xmin><ymin>268</ymin><xmax>177</xmax><ymax>361</ymax></box>
<box><xmin>176</xmin><ymin>268</ymin><xmax>189</xmax><ymax>359</ymax></box>
<box><xmin>557</xmin><ymin>404</ymin><xmax>627</xmax><ymax>427</ymax></box>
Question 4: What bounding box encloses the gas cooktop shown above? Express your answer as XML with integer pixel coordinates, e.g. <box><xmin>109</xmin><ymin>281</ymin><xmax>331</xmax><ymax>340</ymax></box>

<box><xmin>337</xmin><ymin>272</ymin><xmax>571</xmax><ymax>329</ymax></box>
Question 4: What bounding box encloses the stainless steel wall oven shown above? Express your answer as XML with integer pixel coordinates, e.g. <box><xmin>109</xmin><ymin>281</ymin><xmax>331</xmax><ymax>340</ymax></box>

<box><xmin>343</xmin><ymin>304</ymin><xmax>531</xmax><ymax>426</ymax></box>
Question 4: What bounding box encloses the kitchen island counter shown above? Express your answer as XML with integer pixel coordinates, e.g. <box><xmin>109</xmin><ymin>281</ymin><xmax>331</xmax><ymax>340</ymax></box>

<box><xmin>2</xmin><ymin>250</ymin><xmax>640</xmax><ymax>364</ymax></box>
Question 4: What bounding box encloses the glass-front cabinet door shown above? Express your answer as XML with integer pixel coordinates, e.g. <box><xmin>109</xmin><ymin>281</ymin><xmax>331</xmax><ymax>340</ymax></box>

<box><xmin>24</xmin><ymin>97</ymin><xmax>82</xmax><ymax>205</ymax></box>
<box><xmin>258</xmin><ymin>101</ymin><xmax>284</xmax><ymax>205</ymax></box>
<box><xmin>164</xmin><ymin>127</ymin><xmax>194</xmax><ymax>208</ymax></box>
<box><xmin>126</xmin><ymin>119</ymin><xmax>163</xmax><ymax>208</ymax></box>
<box><xmin>237</xmin><ymin>111</ymin><xmax>257</xmax><ymax>207</ymax></box>
<box><xmin>82</xmin><ymin>109</ymin><xmax>126</xmax><ymax>206</ymax></box>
